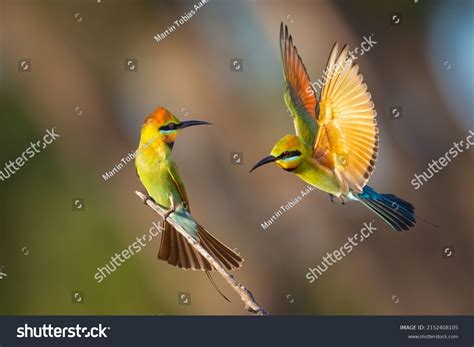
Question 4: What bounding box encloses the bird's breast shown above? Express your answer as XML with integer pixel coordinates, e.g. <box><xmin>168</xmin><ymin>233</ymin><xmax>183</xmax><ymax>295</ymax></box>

<box><xmin>135</xmin><ymin>154</ymin><xmax>182</xmax><ymax>208</ymax></box>
<box><xmin>295</xmin><ymin>159</ymin><xmax>341</xmax><ymax>196</ymax></box>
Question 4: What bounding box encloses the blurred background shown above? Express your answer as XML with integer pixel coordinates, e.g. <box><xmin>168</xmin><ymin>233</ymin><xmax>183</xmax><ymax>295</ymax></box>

<box><xmin>0</xmin><ymin>0</ymin><xmax>472</xmax><ymax>315</ymax></box>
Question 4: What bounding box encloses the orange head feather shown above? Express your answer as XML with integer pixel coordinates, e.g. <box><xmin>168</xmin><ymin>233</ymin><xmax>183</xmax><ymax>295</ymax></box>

<box><xmin>140</xmin><ymin>107</ymin><xmax>181</xmax><ymax>147</ymax></box>
<box><xmin>138</xmin><ymin>106</ymin><xmax>211</xmax><ymax>154</ymax></box>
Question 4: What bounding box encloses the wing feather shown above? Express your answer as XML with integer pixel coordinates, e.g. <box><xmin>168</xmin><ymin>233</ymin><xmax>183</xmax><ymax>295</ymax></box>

<box><xmin>161</xmin><ymin>163</ymin><xmax>242</xmax><ymax>271</ymax></box>
<box><xmin>314</xmin><ymin>43</ymin><xmax>378</xmax><ymax>193</ymax></box>
<box><xmin>280</xmin><ymin>23</ymin><xmax>318</xmax><ymax>146</ymax></box>
<box><xmin>158</xmin><ymin>163</ymin><xmax>211</xmax><ymax>270</ymax></box>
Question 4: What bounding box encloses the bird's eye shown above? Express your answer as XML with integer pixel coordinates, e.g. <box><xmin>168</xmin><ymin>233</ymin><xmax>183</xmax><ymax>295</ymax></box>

<box><xmin>160</xmin><ymin>123</ymin><xmax>177</xmax><ymax>131</ymax></box>
<box><xmin>280</xmin><ymin>150</ymin><xmax>301</xmax><ymax>159</ymax></box>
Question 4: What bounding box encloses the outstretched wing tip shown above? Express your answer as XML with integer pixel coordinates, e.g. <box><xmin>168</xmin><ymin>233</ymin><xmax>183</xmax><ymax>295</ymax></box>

<box><xmin>278</xmin><ymin>23</ymin><xmax>318</xmax><ymax>143</ymax></box>
<box><xmin>314</xmin><ymin>41</ymin><xmax>379</xmax><ymax>191</ymax></box>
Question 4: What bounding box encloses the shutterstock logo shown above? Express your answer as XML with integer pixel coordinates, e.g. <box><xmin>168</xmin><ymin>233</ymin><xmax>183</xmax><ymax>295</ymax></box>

<box><xmin>305</xmin><ymin>221</ymin><xmax>377</xmax><ymax>283</ymax></box>
<box><xmin>16</xmin><ymin>323</ymin><xmax>110</xmax><ymax>339</ymax></box>
<box><xmin>0</xmin><ymin>127</ymin><xmax>60</xmax><ymax>182</ymax></box>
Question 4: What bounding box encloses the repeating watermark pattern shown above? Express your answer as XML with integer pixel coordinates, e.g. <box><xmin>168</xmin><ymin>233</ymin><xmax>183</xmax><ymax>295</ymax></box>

<box><xmin>390</xmin><ymin>106</ymin><xmax>402</xmax><ymax>120</ymax></box>
<box><xmin>94</xmin><ymin>220</ymin><xmax>163</xmax><ymax>283</ymax></box>
<box><xmin>230</xmin><ymin>152</ymin><xmax>243</xmax><ymax>165</ymax></box>
<box><xmin>286</xmin><ymin>294</ymin><xmax>295</xmax><ymax>304</ymax></box>
<box><xmin>230</xmin><ymin>58</ymin><xmax>243</xmax><ymax>72</ymax></box>
<box><xmin>125</xmin><ymin>58</ymin><xmax>137</xmax><ymax>72</ymax></box>
<box><xmin>392</xmin><ymin>295</ymin><xmax>400</xmax><ymax>304</ymax></box>
<box><xmin>305</xmin><ymin>34</ymin><xmax>378</xmax><ymax>97</ymax></box>
<box><xmin>442</xmin><ymin>245</ymin><xmax>454</xmax><ymax>259</ymax></box>
<box><xmin>0</xmin><ymin>128</ymin><xmax>60</xmax><ymax>182</ymax></box>
<box><xmin>153</xmin><ymin>0</ymin><xmax>210</xmax><ymax>44</ymax></box>
<box><xmin>21</xmin><ymin>247</ymin><xmax>29</xmax><ymax>256</ymax></box>
<box><xmin>178</xmin><ymin>292</ymin><xmax>191</xmax><ymax>305</ymax></box>
<box><xmin>102</xmin><ymin>152</ymin><xmax>136</xmax><ymax>181</ymax></box>
<box><xmin>74</xmin><ymin>12</ymin><xmax>83</xmax><ymax>23</ymax></box>
<box><xmin>72</xmin><ymin>198</ymin><xmax>85</xmax><ymax>211</ymax></box>
<box><xmin>260</xmin><ymin>185</ymin><xmax>315</xmax><ymax>231</ymax></box>
<box><xmin>391</xmin><ymin>13</ymin><xmax>402</xmax><ymax>26</ymax></box>
<box><xmin>74</xmin><ymin>106</ymin><xmax>84</xmax><ymax>116</ymax></box>
<box><xmin>18</xmin><ymin>58</ymin><xmax>31</xmax><ymax>72</ymax></box>
<box><xmin>102</xmin><ymin>137</ymin><xmax>155</xmax><ymax>182</ymax></box>
<box><xmin>305</xmin><ymin>221</ymin><xmax>377</xmax><ymax>283</ymax></box>
<box><xmin>0</xmin><ymin>265</ymin><xmax>7</xmax><ymax>280</ymax></box>
<box><xmin>411</xmin><ymin>130</ymin><xmax>473</xmax><ymax>190</ymax></box>
<box><xmin>71</xmin><ymin>291</ymin><xmax>84</xmax><ymax>304</ymax></box>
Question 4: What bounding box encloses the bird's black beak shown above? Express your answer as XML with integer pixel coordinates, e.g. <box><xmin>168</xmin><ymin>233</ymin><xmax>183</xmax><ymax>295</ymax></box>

<box><xmin>249</xmin><ymin>155</ymin><xmax>277</xmax><ymax>172</ymax></box>
<box><xmin>179</xmin><ymin>120</ymin><xmax>212</xmax><ymax>129</ymax></box>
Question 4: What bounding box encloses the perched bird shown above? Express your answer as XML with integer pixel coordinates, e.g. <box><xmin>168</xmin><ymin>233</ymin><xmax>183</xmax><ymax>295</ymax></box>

<box><xmin>135</xmin><ymin>107</ymin><xmax>243</xmax><ymax>295</ymax></box>
<box><xmin>250</xmin><ymin>24</ymin><xmax>416</xmax><ymax>231</ymax></box>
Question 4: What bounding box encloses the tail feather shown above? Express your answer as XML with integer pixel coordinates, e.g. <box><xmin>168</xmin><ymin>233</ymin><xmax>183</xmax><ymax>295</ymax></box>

<box><xmin>199</xmin><ymin>231</ymin><xmax>233</xmax><ymax>270</ymax></box>
<box><xmin>358</xmin><ymin>186</ymin><xmax>416</xmax><ymax>231</ymax></box>
<box><xmin>157</xmin><ymin>221</ymin><xmax>243</xmax><ymax>271</ymax></box>
<box><xmin>177</xmin><ymin>234</ymin><xmax>191</xmax><ymax>269</ymax></box>
<box><xmin>157</xmin><ymin>220</ymin><xmax>243</xmax><ymax>302</ymax></box>
<box><xmin>197</xmin><ymin>225</ymin><xmax>243</xmax><ymax>271</ymax></box>
<box><xmin>205</xmin><ymin>271</ymin><xmax>231</xmax><ymax>303</ymax></box>
<box><xmin>158</xmin><ymin>222</ymin><xmax>212</xmax><ymax>271</ymax></box>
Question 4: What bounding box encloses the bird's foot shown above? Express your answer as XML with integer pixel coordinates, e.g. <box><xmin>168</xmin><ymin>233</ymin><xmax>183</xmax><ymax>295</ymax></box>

<box><xmin>163</xmin><ymin>207</ymin><xmax>174</xmax><ymax>221</ymax></box>
<box><xmin>329</xmin><ymin>194</ymin><xmax>347</xmax><ymax>205</ymax></box>
<box><xmin>142</xmin><ymin>192</ymin><xmax>155</xmax><ymax>205</ymax></box>
<box><xmin>163</xmin><ymin>193</ymin><xmax>180</xmax><ymax>221</ymax></box>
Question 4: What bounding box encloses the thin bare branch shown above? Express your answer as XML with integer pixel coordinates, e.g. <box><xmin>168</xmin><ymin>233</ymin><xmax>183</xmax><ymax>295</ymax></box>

<box><xmin>135</xmin><ymin>191</ymin><xmax>268</xmax><ymax>316</ymax></box>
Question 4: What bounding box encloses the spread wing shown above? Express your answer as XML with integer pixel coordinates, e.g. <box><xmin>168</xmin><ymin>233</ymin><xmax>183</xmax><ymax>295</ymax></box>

<box><xmin>313</xmin><ymin>43</ymin><xmax>378</xmax><ymax>193</ymax></box>
<box><xmin>280</xmin><ymin>23</ymin><xmax>318</xmax><ymax>146</ymax></box>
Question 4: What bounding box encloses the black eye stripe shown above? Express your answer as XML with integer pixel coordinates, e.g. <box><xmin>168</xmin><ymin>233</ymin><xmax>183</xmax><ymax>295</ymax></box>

<box><xmin>159</xmin><ymin>123</ymin><xmax>178</xmax><ymax>131</ymax></box>
<box><xmin>280</xmin><ymin>150</ymin><xmax>301</xmax><ymax>158</ymax></box>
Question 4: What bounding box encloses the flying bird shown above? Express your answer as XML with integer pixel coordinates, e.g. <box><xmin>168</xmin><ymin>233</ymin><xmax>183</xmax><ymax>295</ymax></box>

<box><xmin>135</xmin><ymin>107</ymin><xmax>243</xmax><ymax>297</ymax></box>
<box><xmin>250</xmin><ymin>23</ymin><xmax>416</xmax><ymax>231</ymax></box>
